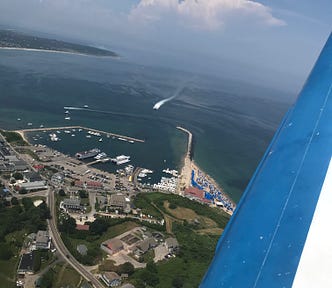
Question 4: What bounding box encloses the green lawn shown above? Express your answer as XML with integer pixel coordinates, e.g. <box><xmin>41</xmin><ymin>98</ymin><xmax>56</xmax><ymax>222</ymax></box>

<box><xmin>39</xmin><ymin>262</ymin><xmax>82</xmax><ymax>288</ymax></box>
<box><xmin>0</xmin><ymin>258</ymin><xmax>19</xmax><ymax>288</ymax></box>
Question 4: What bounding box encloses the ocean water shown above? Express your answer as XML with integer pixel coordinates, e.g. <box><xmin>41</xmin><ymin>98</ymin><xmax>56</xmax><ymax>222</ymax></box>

<box><xmin>0</xmin><ymin>49</ymin><xmax>291</xmax><ymax>202</ymax></box>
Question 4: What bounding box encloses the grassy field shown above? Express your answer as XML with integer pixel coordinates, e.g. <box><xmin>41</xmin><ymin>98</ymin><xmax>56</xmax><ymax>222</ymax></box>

<box><xmin>0</xmin><ymin>130</ymin><xmax>28</xmax><ymax>146</ymax></box>
<box><xmin>39</xmin><ymin>262</ymin><xmax>83</xmax><ymax>288</ymax></box>
<box><xmin>0</xmin><ymin>258</ymin><xmax>18</xmax><ymax>288</ymax></box>
<box><xmin>53</xmin><ymin>263</ymin><xmax>82</xmax><ymax>288</ymax></box>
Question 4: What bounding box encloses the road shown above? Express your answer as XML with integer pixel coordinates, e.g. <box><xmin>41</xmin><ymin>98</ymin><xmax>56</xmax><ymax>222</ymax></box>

<box><xmin>47</xmin><ymin>189</ymin><xmax>104</xmax><ymax>288</ymax></box>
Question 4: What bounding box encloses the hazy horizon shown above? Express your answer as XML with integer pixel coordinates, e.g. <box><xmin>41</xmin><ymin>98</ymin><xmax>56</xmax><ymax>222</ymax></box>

<box><xmin>0</xmin><ymin>1</ymin><xmax>331</xmax><ymax>96</ymax></box>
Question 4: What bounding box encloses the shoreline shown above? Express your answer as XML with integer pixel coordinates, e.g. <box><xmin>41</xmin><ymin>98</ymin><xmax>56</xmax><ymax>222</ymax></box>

<box><xmin>177</xmin><ymin>126</ymin><xmax>236</xmax><ymax>215</ymax></box>
<box><xmin>0</xmin><ymin>46</ymin><xmax>119</xmax><ymax>58</ymax></box>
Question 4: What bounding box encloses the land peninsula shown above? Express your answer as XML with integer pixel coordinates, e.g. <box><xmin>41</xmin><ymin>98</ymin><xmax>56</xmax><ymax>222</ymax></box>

<box><xmin>0</xmin><ymin>29</ymin><xmax>118</xmax><ymax>57</ymax></box>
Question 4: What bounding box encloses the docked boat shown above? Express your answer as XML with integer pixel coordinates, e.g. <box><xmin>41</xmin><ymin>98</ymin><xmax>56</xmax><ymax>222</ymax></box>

<box><xmin>49</xmin><ymin>133</ymin><xmax>59</xmax><ymax>142</ymax></box>
<box><xmin>111</xmin><ymin>155</ymin><xmax>130</xmax><ymax>165</ymax></box>
<box><xmin>75</xmin><ymin>148</ymin><xmax>100</xmax><ymax>160</ymax></box>
<box><xmin>94</xmin><ymin>152</ymin><xmax>107</xmax><ymax>160</ymax></box>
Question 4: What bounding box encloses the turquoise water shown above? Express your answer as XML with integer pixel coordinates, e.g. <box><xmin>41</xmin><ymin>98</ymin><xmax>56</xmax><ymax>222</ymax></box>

<box><xmin>0</xmin><ymin>49</ymin><xmax>290</xmax><ymax>202</ymax></box>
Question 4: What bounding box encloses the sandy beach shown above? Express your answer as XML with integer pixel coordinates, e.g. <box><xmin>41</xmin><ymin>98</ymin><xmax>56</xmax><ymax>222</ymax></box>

<box><xmin>177</xmin><ymin>126</ymin><xmax>236</xmax><ymax>215</ymax></box>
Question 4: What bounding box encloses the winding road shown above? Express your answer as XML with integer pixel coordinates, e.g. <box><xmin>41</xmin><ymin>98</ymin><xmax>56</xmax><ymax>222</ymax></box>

<box><xmin>47</xmin><ymin>189</ymin><xmax>104</xmax><ymax>288</ymax></box>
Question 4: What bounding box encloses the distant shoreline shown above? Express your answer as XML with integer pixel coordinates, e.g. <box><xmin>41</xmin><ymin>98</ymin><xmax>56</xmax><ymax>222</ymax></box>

<box><xmin>0</xmin><ymin>46</ymin><xmax>119</xmax><ymax>58</ymax></box>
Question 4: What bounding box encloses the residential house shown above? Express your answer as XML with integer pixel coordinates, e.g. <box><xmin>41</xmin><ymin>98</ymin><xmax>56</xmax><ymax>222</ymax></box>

<box><xmin>134</xmin><ymin>238</ymin><xmax>157</xmax><ymax>257</ymax></box>
<box><xmin>101</xmin><ymin>272</ymin><xmax>122</xmax><ymax>287</ymax></box>
<box><xmin>165</xmin><ymin>238</ymin><xmax>179</xmax><ymax>253</ymax></box>
<box><xmin>101</xmin><ymin>238</ymin><xmax>123</xmax><ymax>255</ymax></box>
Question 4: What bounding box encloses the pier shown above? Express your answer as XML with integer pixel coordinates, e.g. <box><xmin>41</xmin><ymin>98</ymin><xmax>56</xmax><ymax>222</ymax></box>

<box><xmin>14</xmin><ymin>125</ymin><xmax>145</xmax><ymax>143</ymax></box>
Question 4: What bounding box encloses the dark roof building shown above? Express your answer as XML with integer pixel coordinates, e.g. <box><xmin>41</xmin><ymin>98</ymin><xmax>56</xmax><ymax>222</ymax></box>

<box><xmin>17</xmin><ymin>252</ymin><xmax>35</xmax><ymax>275</ymax></box>
<box><xmin>24</xmin><ymin>171</ymin><xmax>42</xmax><ymax>182</ymax></box>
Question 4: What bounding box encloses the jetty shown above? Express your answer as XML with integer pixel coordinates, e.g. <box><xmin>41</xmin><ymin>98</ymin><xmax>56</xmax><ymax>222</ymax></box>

<box><xmin>15</xmin><ymin>125</ymin><xmax>145</xmax><ymax>143</ymax></box>
<box><xmin>177</xmin><ymin>126</ymin><xmax>192</xmax><ymax>159</ymax></box>
<box><xmin>176</xmin><ymin>126</ymin><xmax>193</xmax><ymax>193</ymax></box>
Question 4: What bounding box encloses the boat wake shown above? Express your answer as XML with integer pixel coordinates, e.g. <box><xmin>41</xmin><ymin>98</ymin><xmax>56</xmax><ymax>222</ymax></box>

<box><xmin>153</xmin><ymin>85</ymin><xmax>185</xmax><ymax>110</ymax></box>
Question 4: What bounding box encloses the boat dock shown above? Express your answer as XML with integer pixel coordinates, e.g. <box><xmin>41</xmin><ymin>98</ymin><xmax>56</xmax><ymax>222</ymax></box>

<box><xmin>15</xmin><ymin>125</ymin><xmax>145</xmax><ymax>143</ymax></box>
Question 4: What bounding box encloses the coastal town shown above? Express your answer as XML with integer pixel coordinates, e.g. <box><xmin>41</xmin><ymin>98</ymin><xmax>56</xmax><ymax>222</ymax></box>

<box><xmin>0</xmin><ymin>125</ymin><xmax>235</xmax><ymax>288</ymax></box>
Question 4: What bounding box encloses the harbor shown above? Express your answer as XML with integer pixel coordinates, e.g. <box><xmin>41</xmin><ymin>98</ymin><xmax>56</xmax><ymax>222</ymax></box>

<box><xmin>12</xmin><ymin>123</ymin><xmax>235</xmax><ymax>214</ymax></box>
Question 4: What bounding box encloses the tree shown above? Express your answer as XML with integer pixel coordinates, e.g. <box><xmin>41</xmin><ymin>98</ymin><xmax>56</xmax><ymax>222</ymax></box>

<box><xmin>90</xmin><ymin>218</ymin><xmax>108</xmax><ymax>235</ymax></box>
<box><xmin>58</xmin><ymin>189</ymin><xmax>66</xmax><ymax>196</ymax></box>
<box><xmin>38</xmin><ymin>202</ymin><xmax>51</xmax><ymax>219</ymax></box>
<box><xmin>79</xmin><ymin>190</ymin><xmax>88</xmax><ymax>199</ymax></box>
<box><xmin>172</xmin><ymin>277</ymin><xmax>184</xmax><ymax>288</ymax></box>
<box><xmin>118</xmin><ymin>262</ymin><xmax>135</xmax><ymax>276</ymax></box>
<box><xmin>33</xmin><ymin>250</ymin><xmax>41</xmax><ymax>272</ymax></box>
<box><xmin>19</xmin><ymin>187</ymin><xmax>28</xmax><ymax>194</ymax></box>
<box><xmin>11</xmin><ymin>197</ymin><xmax>19</xmax><ymax>206</ymax></box>
<box><xmin>40</xmin><ymin>269</ymin><xmax>54</xmax><ymax>288</ymax></box>
<box><xmin>12</xmin><ymin>172</ymin><xmax>23</xmax><ymax>180</ymax></box>
<box><xmin>60</xmin><ymin>217</ymin><xmax>76</xmax><ymax>233</ymax></box>
<box><xmin>0</xmin><ymin>243</ymin><xmax>13</xmax><ymax>260</ymax></box>
<box><xmin>169</xmin><ymin>203</ymin><xmax>177</xmax><ymax>209</ymax></box>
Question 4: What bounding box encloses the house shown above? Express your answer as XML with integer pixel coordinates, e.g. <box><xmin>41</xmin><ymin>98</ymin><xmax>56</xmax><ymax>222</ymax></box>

<box><xmin>101</xmin><ymin>238</ymin><xmax>123</xmax><ymax>255</ymax></box>
<box><xmin>165</xmin><ymin>238</ymin><xmax>179</xmax><ymax>253</ymax></box>
<box><xmin>17</xmin><ymin>252</ymin><xmax>35</xmax><ymax>275</ymax></box>
<box><xmin>35</xmin><ymin>230</ymin><xmax>50</xmax><ymax>250</ymax></box>
<box><xmin>101</xmin><ymin>272</ymin><xmax>122</xmax><ymax>287</ymax></box>
<box><xmin>134</xmin><ymin>238</ymin><xmax>157</xmax><ymax>257</ymax></box>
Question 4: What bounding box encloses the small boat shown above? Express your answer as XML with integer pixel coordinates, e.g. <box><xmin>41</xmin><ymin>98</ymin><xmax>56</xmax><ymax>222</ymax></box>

<box><xmin>83</xmin><ymin>105</ymin><xmax>89</xmax><ymax>108</ymax></box>
<box><xmin>17</xmin><ymin>118</ymin><xmax>21</xmax><ymax>121</ymax></box>
<box><xmin>27</xmin><ymin>122</ymin><xmax>32</xmax><ymax>126</ymax></box>
<box><xmin>86</xmin><ymin>135</ymin><xmax>92</xmax><ymax>138</ymax></box>
<box><xmin>65</xmin><ymin>116</ymin><xmax>71</xmax><ymax>120</ymax></box>
<box><xmin>99</xmin><ymin>138</ymin><xmax>103</xmax><ymax>142</ymax></box>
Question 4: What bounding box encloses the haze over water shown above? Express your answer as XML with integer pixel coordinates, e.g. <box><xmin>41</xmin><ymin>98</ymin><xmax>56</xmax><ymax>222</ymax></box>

<box><xmin>0</xmin><ymin>49</ymin><xmax>291</xmax><ymax>202</ymax></box>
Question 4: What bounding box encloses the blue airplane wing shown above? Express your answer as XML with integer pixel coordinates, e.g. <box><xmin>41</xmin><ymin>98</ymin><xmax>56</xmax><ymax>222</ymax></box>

<box><xmin>201</xmin><ymin>32</ymin><xmax>332</xmax><ymax>288</ymax></box>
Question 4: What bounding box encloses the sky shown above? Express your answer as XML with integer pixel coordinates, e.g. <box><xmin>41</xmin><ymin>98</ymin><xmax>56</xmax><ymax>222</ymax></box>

<box><xmin>0</xmin><ymin>0</ymin><xmax>331</xmax><ymax>94</ymax></box>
